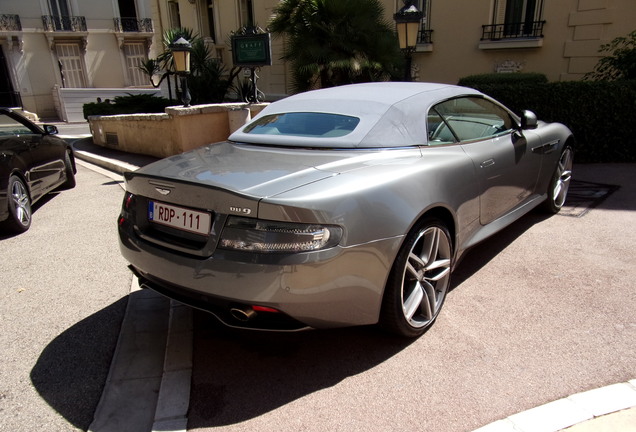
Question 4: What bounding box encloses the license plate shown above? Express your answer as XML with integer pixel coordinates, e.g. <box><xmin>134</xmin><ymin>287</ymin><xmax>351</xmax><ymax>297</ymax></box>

<box><xmin>148</xmin><ymin>201</ymin><xmax>212</xmax><ymax>235</ymax></box>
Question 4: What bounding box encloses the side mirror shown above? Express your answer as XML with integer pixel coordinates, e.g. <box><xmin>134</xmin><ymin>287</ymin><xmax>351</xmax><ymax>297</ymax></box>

<box><xmin>520</xmin><ymin>110</ymin><xmax>538</xmax><ymax>130</ymax></box>
<box><xmin>43</xmin><ymin>124</ymin><xmax>59</xmax><ymax>135</ymax></box>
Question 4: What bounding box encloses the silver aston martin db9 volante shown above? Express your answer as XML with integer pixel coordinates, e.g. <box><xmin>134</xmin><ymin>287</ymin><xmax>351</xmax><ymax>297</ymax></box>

<box><xmin>118</xmin><ymin>82</ymin><xmax>574</xmax><ymax>337</ymax></box>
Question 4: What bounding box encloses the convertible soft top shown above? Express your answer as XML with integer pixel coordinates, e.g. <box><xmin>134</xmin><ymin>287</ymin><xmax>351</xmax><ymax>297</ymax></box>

<box><xmin>229</xmin><ymin>82</ymin><xmax>483</xmax><ymax>148</ymax></box>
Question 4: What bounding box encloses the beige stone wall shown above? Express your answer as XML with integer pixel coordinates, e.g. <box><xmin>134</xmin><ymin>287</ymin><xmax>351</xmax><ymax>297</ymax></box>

<box><xmin>89</xmin><ymin>103</ymin><xmax>267</xmax><ymax>158</ymax></box>
<box><xmin>394</xmin><ymin>0</ymin><xmax>636</xmax><ymax>84</ymax></box>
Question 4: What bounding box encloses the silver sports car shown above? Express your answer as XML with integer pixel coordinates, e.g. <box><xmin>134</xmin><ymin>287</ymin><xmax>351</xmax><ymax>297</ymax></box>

<box><xmin>118</xmin><ymin>82</ymin><xmax>574</xmax><ymax>337</ymax></box>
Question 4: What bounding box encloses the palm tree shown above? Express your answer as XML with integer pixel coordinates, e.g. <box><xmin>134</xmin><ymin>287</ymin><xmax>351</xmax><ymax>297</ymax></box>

<box><xmin>269</xmin><ymin>0</ymin><xmax>403</xmax><ymax>91</ymax></box>
<box><xmin>139</xmin><ymin>27</ymin><xmax>241</xmax><ymax>104</ymax></box>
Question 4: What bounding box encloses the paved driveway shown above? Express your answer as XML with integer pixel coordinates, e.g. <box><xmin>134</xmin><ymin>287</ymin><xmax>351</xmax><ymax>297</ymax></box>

<box><xmin>187</xmin><ymin>164</ymin><xmax>636</xmax><ymax>432</ymax></box>
<box><xmin>0</xmin><ymin>164</ymin><xmax>132</xmax><ymax>431</ymax></box>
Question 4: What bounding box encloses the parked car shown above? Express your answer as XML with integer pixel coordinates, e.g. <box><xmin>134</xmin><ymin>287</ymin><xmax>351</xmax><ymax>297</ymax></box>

<box><xmin>118</xmin><ymin>82</ymin><xmax>574</xmax><ymax>337</ymax></box>
<box><xmin>0</xmin><ymin>108</ymin><xmax>76</xmax><ymax>233</ymax></box>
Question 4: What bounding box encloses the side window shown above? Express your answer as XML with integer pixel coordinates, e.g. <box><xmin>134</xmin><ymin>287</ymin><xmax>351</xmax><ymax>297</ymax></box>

<box><xmin>427</xmin><ymin>110</ymin><xmax>455</xmax><ymax>145</ymax></box>
<box><xmin>0</xmin><ymin>114</ymin><xmax>36</xmax><ymax>136</ymax></box>
<box><xmin>428</xmin><ymin>97</ymin><xmax>515</xmax><ymax>145</ymax></box>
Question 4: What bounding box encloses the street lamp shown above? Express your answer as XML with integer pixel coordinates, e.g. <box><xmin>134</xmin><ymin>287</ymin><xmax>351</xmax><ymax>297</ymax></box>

<box><xmin>169</xmin><ymin>37</ymin><xmax>192</xmax><ymax>107</ymax></box>
<box><xmin>394</xmin><ymin>1</ymin><xmax>423</xmax><ymax>81</ymax></box>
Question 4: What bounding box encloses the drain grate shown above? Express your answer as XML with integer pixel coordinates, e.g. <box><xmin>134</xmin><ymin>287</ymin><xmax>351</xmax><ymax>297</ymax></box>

<box><xmin>559</xmin><ymin>180</ymin><xmax>619</xmax><ymax>217</ymax></box>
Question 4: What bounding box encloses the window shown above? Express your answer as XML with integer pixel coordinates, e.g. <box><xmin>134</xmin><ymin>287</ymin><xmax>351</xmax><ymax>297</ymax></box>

<box><xmin>118</xmin><ymin>0</ymin><xmax>139</xmax><ymax>32</ymax></box>
<box><xmin>206</xmin><ymin>0</ymin><xmax>217</xmax><ymax>41</ymax></box>
<box><xmin>123</xmin><ymin>42</ymin><xmax>147</xmax><ymax>86</ymax></box>
<box><xmin>168</xmin><ymin>1</ymin><xmax>181</xmax><ymax>28</ymax></box>
<box><xmin>414</xmin><ymin>0</ymin><xmax>433</xmax><ymax>44</ymax></box>
<box><xmin>0</xmin><ymin>114</ymin><xmax>34</xmax><ymax>136</ymax></box>
<box><xmin>48</xmin><ymin>0</ymin><xmax>73</xmax><ymax>31</ymax></box>
<box><xmin>56</xmin><ymin>43</ymin><xmax>86</xmax><ymax>88</ymax></box>
<box><xmin>244</xmin><ymin>113</ymin><xmax>360</xmax><ymax>138</ymax></box>
<box><xmin>428</xmin><ymin>97</ymin><xmax>515</xmax><ymax>145</ymax></box>
<box><xmin>485</xmin><ymin>0</ymin><xmax>545</xmax><ymax>39</ymax></box>
<box><xmin>238</xmin><ymin>0</ymin><xmax>254</xmax><ymax>28</ymax></box>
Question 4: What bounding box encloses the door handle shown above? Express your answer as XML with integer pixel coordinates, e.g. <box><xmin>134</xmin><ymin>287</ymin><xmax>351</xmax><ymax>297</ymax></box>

<box><xmin>480</xmin><ymin>159</ymin><xmax>495</xmax><ymax>168</ymax></box>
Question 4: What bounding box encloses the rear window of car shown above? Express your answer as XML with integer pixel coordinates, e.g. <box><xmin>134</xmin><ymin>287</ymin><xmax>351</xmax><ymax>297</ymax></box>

<box><xmin>243</xmin><ymin>112</ymin><xmax>361</xmax><ymax>138</ymax></box>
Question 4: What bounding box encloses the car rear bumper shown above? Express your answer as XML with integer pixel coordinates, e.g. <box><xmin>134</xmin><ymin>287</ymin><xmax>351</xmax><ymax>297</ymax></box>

<box><xmin>119</xmin><ymin>225</ymin><xmax>403</xmax><ymax>330</ymax></box>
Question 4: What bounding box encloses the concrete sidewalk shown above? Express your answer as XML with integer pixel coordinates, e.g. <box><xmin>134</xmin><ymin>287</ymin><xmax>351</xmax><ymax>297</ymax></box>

<box><xmin>56</xmin><ymin>122</ymin><xmax>636</xmax><ymax>432</ymax></box>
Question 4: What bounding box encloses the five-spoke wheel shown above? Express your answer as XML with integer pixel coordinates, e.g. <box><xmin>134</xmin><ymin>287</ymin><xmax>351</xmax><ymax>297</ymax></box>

<box><xmin>382</xmin><ymin>218</ymin><xmax>452</xmax><ymax>337</ymax></box>
<box><xmin>3</xmin><ymin>175</ymin><xmax>32</xmax><ymax>233</ymax></box>
<box><xmin>544</xmin><ymin>146</ymin><xmax>573</xmax><ymax>213</ymax></box>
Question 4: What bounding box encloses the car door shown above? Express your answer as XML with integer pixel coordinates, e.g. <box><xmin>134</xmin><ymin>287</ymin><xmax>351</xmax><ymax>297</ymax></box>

<box><xmin>13</xmin><ymin>115</ymin><xmax>64</xmax><ymax>198</ymax></box>
<box><xmin>0</xmin><ymin>112</ymin><xmax>35</xmax><ymax>189</ymax></box>
<box><xmin>429</xmin><ymin>96</ymin><xmax>543</xmax><ymax>226</ymax></box>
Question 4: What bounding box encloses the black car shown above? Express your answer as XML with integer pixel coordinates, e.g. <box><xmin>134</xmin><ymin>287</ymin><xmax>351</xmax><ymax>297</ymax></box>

<box><xmin>0</xmin><ymin>108</ymin><xmax>76</xmax><ymax>233</ymax></box>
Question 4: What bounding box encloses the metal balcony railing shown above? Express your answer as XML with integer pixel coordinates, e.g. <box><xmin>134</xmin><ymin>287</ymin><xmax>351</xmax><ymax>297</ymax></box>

<box><xmin>114</xmin><ymin>17</ymin><xmax>153</xmax><ymax>33</ymax></box>
<box><xmin>419</xmin><ymin>29</ymin><xmax>433</xmax><ymax>44</ymax></box>
<box><xmin>481</xmin><ymin>20</ymin><xmax>545</xmax><ymax>40</ymax></box>
<box><xmin>42</xmin><ymin>15</ymin><xmax>87</xmax><ymax>32</ymax></box>
<box><xmin>0</xmin><ymin>14</ymin><xmax>22</xmax><ymax>31</ymax></box>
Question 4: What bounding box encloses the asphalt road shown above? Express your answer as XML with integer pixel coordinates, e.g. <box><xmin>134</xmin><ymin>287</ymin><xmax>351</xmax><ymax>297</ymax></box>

<box><xmin>1</xmin><ymin>139</ymin><xmax>634</xmax><ymax>432</ymax></box>
<box><xmin>187</xmin><ymin>164</ymin><xmax>636</xmax><ymax>432</ymax></box>
<box><xmin>0</xmin><ymin>164</ymin><xmax>131</xmax><ymax>431</ymax></box>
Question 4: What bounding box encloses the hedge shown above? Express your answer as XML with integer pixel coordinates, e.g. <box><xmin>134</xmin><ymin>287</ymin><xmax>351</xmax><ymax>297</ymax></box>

<box><xmin>460</xmin><ymin>79</ymin><xmax>636</xmax><ymax>163</ymax></box>
<box><xmin>83</xmin><ymin>94</ymin><xmax>175</xmax><ymax>119</ymax></box>
<box><xmin>458</xmin><ymin>72</ymin><xmax>548</xmax><ymax>86</ymax></box>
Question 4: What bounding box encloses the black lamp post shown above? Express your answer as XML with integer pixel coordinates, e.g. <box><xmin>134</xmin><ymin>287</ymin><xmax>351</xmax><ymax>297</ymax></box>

<box><xmin>394</xmin><ymin>1</ymin><xmax>423</xmax><ymax>81</ymax></box>
<box><xmin>169</xmin><ymin>37</ymin><xmax>192</xmax><ymax>107</ymax></box>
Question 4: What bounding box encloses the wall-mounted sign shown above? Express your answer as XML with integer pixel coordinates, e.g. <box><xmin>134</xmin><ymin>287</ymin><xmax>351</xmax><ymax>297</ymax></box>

<box><xmin>231</xmin><ymin>33</ymin><xmax>272</xmax><ymax>67</ymax></box>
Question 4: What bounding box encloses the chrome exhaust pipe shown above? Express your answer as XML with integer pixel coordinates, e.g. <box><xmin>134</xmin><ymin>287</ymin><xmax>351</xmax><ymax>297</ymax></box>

<box><xmin>230</xmin><ymin>306</ymin><xmax>256</xmax><ymax>322</ymax></box>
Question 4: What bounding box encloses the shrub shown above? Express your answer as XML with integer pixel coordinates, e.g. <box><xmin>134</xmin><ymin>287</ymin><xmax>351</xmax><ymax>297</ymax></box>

<box><xmin>458</xmin><ymin>73</ymin><xmax>548</xmax><ymax>87</ymax></box>
<box><xmin>461</xmin><ymin>80</ymin><xmax>636</xmax><ymax>163</ymax></box>
<box><xmin>83</xmin><ymin>94</ymin><xmax>175</xmax><ymax>119</ymax></box>
<box><xmin>585</xmin><ymin>29</ymin><xmax>636</xmax><ymax>81</ymax></box>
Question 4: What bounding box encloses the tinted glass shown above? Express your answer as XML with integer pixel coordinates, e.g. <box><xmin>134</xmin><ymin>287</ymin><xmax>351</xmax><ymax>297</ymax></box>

<box><xmin>0</xmin><ymin>114</ymin><xmax>35</xmax><ymax>136</ymax></box>
<box><xmin>244</xmin><ymin>112</ymin><xmax>361</xmax><ymax>138</ymax></box>
<box><xmin>428</xmin><ymin>97</ymin><xmax>515</xmax><ymax>143</ymax></box>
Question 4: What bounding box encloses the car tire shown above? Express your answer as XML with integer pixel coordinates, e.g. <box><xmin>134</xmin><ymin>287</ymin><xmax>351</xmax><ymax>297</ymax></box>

<box><xmin>2</xmin><ymin>175</ymin><xmax>32</xmax><ymax>233</ymax></box>
<box><xmin>381</xmin><ymin>217</ymin><xmax>453</xmax><ymax>338</ymax></box>
<box><xmin>58</xmin><ymin>149</ymin><xmax>76</xmax><ymax>190</ymax></box>
<box><xmin>543</xmin><ymin>145</ymin><xmax>573</xmax><ymax>214</ymax></box>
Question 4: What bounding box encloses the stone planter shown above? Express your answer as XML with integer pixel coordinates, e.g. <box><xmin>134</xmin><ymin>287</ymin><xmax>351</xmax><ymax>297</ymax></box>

<box><xmin>88</xmin><ymin>102</ymin><xmax>267</xmax><ymax>159</ymax></box>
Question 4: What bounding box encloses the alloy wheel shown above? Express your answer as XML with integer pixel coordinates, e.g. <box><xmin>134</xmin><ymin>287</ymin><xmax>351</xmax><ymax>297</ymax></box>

<box><xmin>400</xmin><ymin>225</ymin><xmax>452</xmax><ymax>329</ymax></box>
<box><xmin>552</xmin><ymin>147</ymin><xmax>574</xmax><ymax>209</ymax></box>
<box><xmin>11</xmin><ymin>178</ymin><xmax>31</xmax><ymax>228</ymax></box>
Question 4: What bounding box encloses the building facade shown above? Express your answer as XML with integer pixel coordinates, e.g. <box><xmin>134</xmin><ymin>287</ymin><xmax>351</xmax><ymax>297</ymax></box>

<box><xmin>0</xmin><ymin>0</ymin><xmax>160</xmax><ymax>120</ymax></box>
<box><xmin>405</xmin><ymin>0</ymin><xmax>634</xmax><ymax>83</ymax></box>
<box><xmin>159</xmin><ymin>0</ymin><xmax>634</xmax><ymax>96</ymax></box>
<box><xmin>0</xmin><ymin>0</ymin><xmax>633</xmax><ymax>120</ymax></box>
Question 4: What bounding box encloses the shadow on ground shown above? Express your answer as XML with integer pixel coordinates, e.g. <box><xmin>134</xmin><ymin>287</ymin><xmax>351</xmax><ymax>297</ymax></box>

<box><xmin>30</xmin><ymin>296</ymin><xmax>128</xmax><ymax>430</ymax></box>
<box><xmin>188</xmin><ymin>209</ymin><xmax>557</xmax><ymax>428</ymax></box>
<box><xmin>0</xmin><ymin>192</ymin><xmax>60</xmax><ymax>240</ymax></box>
<box><xmin>189</xmin><ymin>318</ymin><xmax>417</xmax><ymax>427</ymax></box>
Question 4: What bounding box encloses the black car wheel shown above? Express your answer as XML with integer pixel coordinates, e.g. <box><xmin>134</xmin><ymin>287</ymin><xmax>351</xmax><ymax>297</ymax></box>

<box><xmin>3</xmin><ymin>175</ymin><xmax>32</xmax><ymax>233</ymax></box>
<box><xmin>58</xmin><ymin>149</ymin><xmax>76</xmax><ymax>190</ymax></box>
<box><xmin>381</xmin><ymin>217</ymin><xmax>453</xmax><ymax>338</ymax></box>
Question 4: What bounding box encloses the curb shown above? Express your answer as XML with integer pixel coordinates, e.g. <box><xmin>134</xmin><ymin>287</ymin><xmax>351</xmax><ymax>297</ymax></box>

<box><xmin>70</xmin><ymin>138</ymin><xmax>192</xmax><ymax>432</ymax></box>
<box><xmin>474</xmin><ymin>380</ymin><xmax>636</xmax><ymax>432</ymax></box>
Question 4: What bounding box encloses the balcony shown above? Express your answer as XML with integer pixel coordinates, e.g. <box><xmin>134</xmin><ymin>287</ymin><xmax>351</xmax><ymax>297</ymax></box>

<box><xmin>418</xmin><ymin>29</ymin><xmax>433</xmax><ymax>44</ymax></box>
<box><xmin>479</xmin><ymin>20</ymin><xmax>545</xmax><ymax>50</ymax></box>
<box><xmin>481</xmin><ymin>20</ymin><xmax>545</xmax><ymax>40</ymax></box>
<box><xmin>42</xmin><ymin>15</ymin><xmax>87</xmax><ymax>32</ymax></box>
<box><xmin>0</xmin><ymin>14</ymin><xmax>22</xmax><ymax>31</ymax></box>
<box><xmin>114</xmin><ymin>18</ymin><xmax>153</xmax><ymax>33</ymax></box>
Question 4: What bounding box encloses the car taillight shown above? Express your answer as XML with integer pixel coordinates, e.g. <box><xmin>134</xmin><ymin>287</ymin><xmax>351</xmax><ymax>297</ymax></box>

<box><xmin>219</xmin><ymin>216</ymin><xmax>342</xmax><ymax>253</ymax></box>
